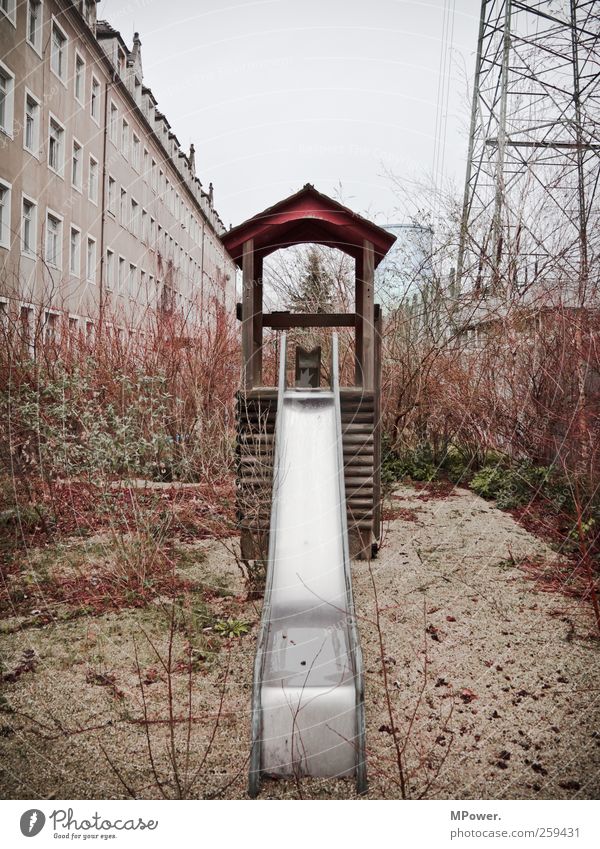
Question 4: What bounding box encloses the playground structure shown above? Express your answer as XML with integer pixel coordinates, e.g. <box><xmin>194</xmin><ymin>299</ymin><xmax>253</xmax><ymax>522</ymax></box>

<box><xmin>222</xmin><ymin>186</ymin><xmax>395</xmax><ymax>794</ymax></box>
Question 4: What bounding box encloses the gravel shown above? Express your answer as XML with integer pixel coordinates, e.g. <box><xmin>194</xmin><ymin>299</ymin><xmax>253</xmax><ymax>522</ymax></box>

<box><xmin>1</xmin><ymin>486</ymin><xmax>598</xmax><ymax>799</ymax></box>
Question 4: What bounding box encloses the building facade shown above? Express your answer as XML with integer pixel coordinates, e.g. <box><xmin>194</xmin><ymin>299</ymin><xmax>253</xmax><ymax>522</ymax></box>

<box><xmin>0</xmin><ymin>0</ymin><xmax>235</xmax><ymax>345</ymax></box>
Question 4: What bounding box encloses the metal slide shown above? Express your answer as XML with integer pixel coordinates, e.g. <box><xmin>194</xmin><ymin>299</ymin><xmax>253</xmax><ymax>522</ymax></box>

<box><xmin>249</xmin><ymin>334</ymin><xmax>366</xmax><ymax>797</ymax></box>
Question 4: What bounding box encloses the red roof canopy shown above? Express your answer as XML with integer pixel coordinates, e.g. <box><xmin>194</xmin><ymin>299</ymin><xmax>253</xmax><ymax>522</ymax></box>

<box><xmin>222</xmin><ymin>184</ymin><xmax>396</xmax><ymax>268</ymax></box>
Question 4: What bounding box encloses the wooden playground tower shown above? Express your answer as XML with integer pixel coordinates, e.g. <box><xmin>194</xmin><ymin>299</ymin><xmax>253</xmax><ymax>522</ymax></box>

<box><xmin>222</xmin><ymin>185</ymin><xmax>396</xmax><ymax>561</ymax></box>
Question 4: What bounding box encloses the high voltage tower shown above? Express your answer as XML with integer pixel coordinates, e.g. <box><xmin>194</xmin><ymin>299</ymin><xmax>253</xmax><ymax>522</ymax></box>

<box><xmin>457</xmin><ymin>0</ymin><xmax>600</xmax><ymax>303</ymax></box>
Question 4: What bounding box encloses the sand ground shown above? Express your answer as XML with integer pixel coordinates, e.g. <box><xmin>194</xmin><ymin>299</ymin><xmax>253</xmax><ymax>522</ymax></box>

<box><xmin>1</xmin><ymin>485</ymin><xmax>598</xmax><ymax>799</ymax></box>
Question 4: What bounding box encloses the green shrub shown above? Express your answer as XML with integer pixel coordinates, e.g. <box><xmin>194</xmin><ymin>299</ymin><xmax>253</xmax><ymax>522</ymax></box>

<box><xmin>381</xmin><ymin>440</ymin><xmax>438</xmax><ymax>487</ymax></box>
<box><xmin>471</xmin><ymin>460</ymin><xmax>564</xmax><ymax>509</ymax></box>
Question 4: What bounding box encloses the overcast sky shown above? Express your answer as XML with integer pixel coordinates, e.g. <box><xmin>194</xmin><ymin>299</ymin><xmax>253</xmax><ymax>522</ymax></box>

<box><xmin>99</xmin><ymin>0</ymin><xmax>480</xmax><ymax>228</ymax></box>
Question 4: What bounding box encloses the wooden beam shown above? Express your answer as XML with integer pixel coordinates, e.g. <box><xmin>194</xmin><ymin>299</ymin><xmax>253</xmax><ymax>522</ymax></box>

<box><xmin>355</xmin><ymin>254</ymin><xmax>363</xmax><ymax>385</ymax></box>
<box><xmin>361</xmin><ymin>240</ymin><xmax>375</xmax><ymax>391</ymax></box>
<box><xmin>263</xmin><ymin>312</ymin><xmax>356</xmax><ymax>329</ymax></box>
<box><xmin>253</xmin><ymin>255</ymin><xmax>263</xmax><ymax>386</ymax></box>
<box><xmin>242</xmin><ymin>239</ymin><xmax>254</xmax><ymax>390</ymax></box>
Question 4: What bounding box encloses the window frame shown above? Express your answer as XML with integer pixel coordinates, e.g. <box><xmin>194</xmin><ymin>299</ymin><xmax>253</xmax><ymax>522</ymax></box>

<box><xmin>45</xmin><ymin>207</ymin><xmax>63</xmax><ymax>270</ymax></box>
<box><xmin>23</xmin><ymin>88</ymin><xmax>40</xmax><ymax>157</ymax></box>
<box><xmin>48</xmin><ymin>112</ymin><xmax>65</xmax><ymax>178</ymax></box>
<box><xmin>21</xmin><ymin>192</ymin><xmax>37</xmax><ymax>258</ymax></box>
<box><xmin>131</xmin><ymin>133</ymin><xmax>141</xmax><ymax>171</ymax></box>
<box><xmin>128</xmin><ymin>262</ymin><xmax>137</xmax><ymax>300</ymax></box>
<box><xmin>0</xmin><ymin>0</ymin><xmax>16</xmax><ymax>27</ymax></box>
<box><xmin>121</xmin><ymin>117</ymin><xmax>129</xmax><ymax>159</ymax></box>
<box><xmin>105</xmin><ymin>247</ymin><xmax>115</xmax><ymax>291</ymax></box>
<box><xmin>86</xmin><ymin>234</ymin><xmax>97</xmax><ymax>283</ymax></box>
<box><xmin>26</xmin><ymin>1</ymin><xmax>43</xmax><ymax>57</ymax></box>
<box><xmin>0</xmin><ymin>178</ymin><xmax>12</xmax><ymax>250</ymax></box>
<box><xmin>130</xmin><ymin>196</ymin><xmax>139</xmax><ymax>236</ymax></box>
<box><xmin>0</xmin><ymin>60</ymin><xmax>15</xmax><ymax>138</ymax></box>
<box><xmin>71</xmin><ymin>136</ymin><xmax>83</xmax><ymax>192</ymax></box>
<box><xmin>118</xmin><ymin>255</ymin><xmax>126</xmax><ymax>295</ymax></box>
<box><xmin>90</xmin><ymin>74</ymin><xmax>101</xmax><ymax>125</ymax></box>
<box><xmin>119</xmin><ymin>187</ymin><xmax>127</xmax><ymax>226</ymax></box>
<box><xmin>69</xmin><ymin>223</ymin><xmax>81</xmax><ymax>277</ymax></box>
<box><xmin>109</xmin><ymin>100</ymin><xmax>118</xmax><ymax>145</ymax></box>
<box><xmin>88</xmin><ymin>154</ymin><xmax>99</xmax><ymax>205</ymax></box>
<box><xmin>50</xmin><ymin>16</ymin><xmax>68</xmax><ymax>86</ymax></box>
<box><xmin>107</xmin><ymin>174</ymin><xmax>116</xmax><ymax>216</ymax></box>
<box><xmin>74</xmin><ymin>50</ymin><xmax>86</xmax><ymax>106</ymax></box>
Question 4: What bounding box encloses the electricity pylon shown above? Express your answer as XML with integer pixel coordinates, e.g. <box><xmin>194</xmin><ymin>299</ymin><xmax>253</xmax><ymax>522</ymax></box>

<box><xmin>457</xmin><ymin>0</ymin><xmax>600</xmax><ymax>303</ymax></box>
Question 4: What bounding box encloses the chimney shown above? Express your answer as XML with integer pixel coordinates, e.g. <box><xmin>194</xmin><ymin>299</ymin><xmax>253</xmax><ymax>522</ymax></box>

<box><xmin>208</xmin><ymin>182</ymin><xmax>214</xmax><ymax>206</ymax></box>
<box><xmin>189</xmin><ymin>143</ymin><xmax>196</xmax><ymax>176</ymax></box>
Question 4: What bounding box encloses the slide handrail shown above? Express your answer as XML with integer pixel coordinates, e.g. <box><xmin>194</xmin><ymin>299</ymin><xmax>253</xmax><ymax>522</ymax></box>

<box><xmin>331</xmin><ymin>334</ymin><xmax>367</xmax><ymax>794</ymax></box>
<box><xmin>248</xmin><ymin>333</ymin><xmax>288</xmax><ymax>798</ymax></box>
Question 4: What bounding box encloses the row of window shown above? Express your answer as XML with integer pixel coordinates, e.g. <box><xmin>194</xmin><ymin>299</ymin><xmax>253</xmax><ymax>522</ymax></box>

<box><xmin>0</xmin><ymin>300</ymin><xmax>93</xmax><ymax>352</ymax></box>
<box><xmin>0</xmin><ymin>179</ymin><xmax>207</xmax><ymax>299</ymax></box>
<box><xmin>0</xmin><ymin>23</ymin><xmax>213</xmax><ymax>260</ymax></box>
<box><xmin>0</xmin><ymin>178</ymin><xmax>97</xmax><ymax>278</ymax></box>
<box><xmin>1</xmin><ymin>297</ymin><xmax>195</xmax><ymax>356</ymax></box>
<box><xmin>108</xmin><ymin>100</ymin><xmax>203</xmax><ymax>241</ymax></box>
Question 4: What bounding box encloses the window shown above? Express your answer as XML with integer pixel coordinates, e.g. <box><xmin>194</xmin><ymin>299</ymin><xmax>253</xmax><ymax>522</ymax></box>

<box><xmin>69</xmin><ymin>225</ymin><xmax>80</xmax><ymax>275</ymax></box>
<box><xmin>85</xmin><ymin>320</ymin><xmax>94</xmax><ymax>343</ymax></box>
<box><xmin>68</xmin><ymin>316</ymin><xmax>78</xmax><ymax>337</ymax></box>
<box><xmin>90</xmin><ymin>76</ymin><xmax>100</xmax><ymax>122</ymax></box>
<box><xmin>109</xmin><ymin>101</ymin><xmax>118</xmax><ymax>144</ymax></box>
<box><xmin>0</xmin><ymin>180</ymin><xmax>11</xmax><ymax>249</ymax></box>
<box><xmin>141</xmin><ymin>208</ymin><xmax>148</xmax><ymax>242</ymax></box>
<box><xmin>74</xmin><ymin>53</ymin><xmax>85</xmax><ymax>104</ymax></box>
<box><xmin>48</xmin><ymin>116</ymin><xmax>64</xmax><ymax>175</ymax></box>
<box><xmin>50</xmin><ymin>20</ymin><xmax>67</xmax><ymax>82</ymax></box>
<box><xmin>120</xmin><ymin>188</ymin><xmax>127</xmax><ymax>225</ymax></box>
<box><xmin>27</xmin><ymin>1</ymin><xmax>42</xmax><ymax>51</ymax></box>
<box><xmin>118</xmin><ymin>256</ymin><xmax>126</xmax><ymax>293</ymax></box>
<box><xmin>24</xmin><ymin>91</ymin><xmax>40</xmax><ymax>154</ymax></box>
<box><xmin>86</xmin><ymin>236</ymin><xmax>96</xmax><ymax>282</ymax></box>
<box><xmin>121</xmin><ymin>119</ymin><xmax>129</xmax><ymax>158</ymax></box>
<box><xmin>151</xmin><ymin>159</ymin><xmax>157</xmax><ymax>192</ymax></box>
<box><xmin>143</xmin><ymin>148</ymin><xmax>149</xmax><ymax>179</ymax></box>
<box><xmin>130</xmin><ymin>198</ymin><xmax>139</xmax><ymax>235</ymax></box>
<box><xmin>88</xmin><ymin>156</ymin><xmax>98</xmax><ymax>203</ymax></box>
<box><xmin>132</xmin><ymin>134</ymin><xmax>140</xmax><ymax>170</ymax></box>
<box><xmin>129</xmin><ymin>264</ymin><xmax>137</xmax><ymax>297</ymax></box>
<box><xmin>107</xmin><ymin>175</ymin><xmax>116</xmax><ymax>215</ymax></box>
<box><xmin>44</xmin><ymin>311</ymin><xmax>58</xmax><ymax>344</ymax></box>
<box><xmin>150</xmin><ymin>216</ymin><xmax>156</xmax><ymax>245</ymax></box>
<box><xmin>45</xmin><ymin>211</ymin><xmax>62</xmax><ymax>268</ymax></box>
<box><xmin>20</xmin><ymin>305</ymin><xmax>34</xmax><ymax>353</ymax></box>
<box><xmin>21</xmin><ymin>196</ymin><xmax>37</xmax><ymax>256</ymax></box>
<box><xmin>71</xmin><ymin>139</ymin><xmax>82</xmax><ymax>190</ymax></box>
<box><xmin>0</xmin><ymin>62</ymin><xmax>15</xmax><ymax>136</ymax></box>
<box><xmin>0</xmin><ymin>0</ymin><xmax>15</xmax><ymax>25</ymax></box>
<box><xmin>105</xmin><ymin>248</ymin><xmax>114</xmax><ymax>290</ymax></box>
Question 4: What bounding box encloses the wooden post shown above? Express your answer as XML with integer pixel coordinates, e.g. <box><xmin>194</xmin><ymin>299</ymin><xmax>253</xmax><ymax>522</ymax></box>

<box><xmin>361</xmin><ymin>240</ymin><xmax>375</xmax><ymax>391</ymax></box>
<box><xmin>253</xmin><ymin>255</ymin><xmax>263</xmax><ymax>386</ymax></box>
<box><xmin>373</xmin><ymin>303</ymin><xmax>382</xmax><ymax>552</ymax></box>
<box><xmin>354</xmin><ymin>255</ymin><xmax>364</xmax><ymax>385</ymax></box>
<box><xmin>242</xmin><ymin>239</ymin><xmax>254</xmax><ymax>390</ymax></box>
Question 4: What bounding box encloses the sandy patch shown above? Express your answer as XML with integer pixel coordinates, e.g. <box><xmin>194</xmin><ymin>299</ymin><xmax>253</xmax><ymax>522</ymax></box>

<box><xmin>1</xmin><ymin>487</ymin><xmax>598</xmax><ymax>799</ymax></box>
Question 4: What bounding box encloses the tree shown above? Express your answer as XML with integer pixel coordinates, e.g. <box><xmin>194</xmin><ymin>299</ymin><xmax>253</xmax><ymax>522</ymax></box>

<box><xmin>287</xmin><ymin>246</ymin><xmax>335</xmax><ymax>313</ymax></box>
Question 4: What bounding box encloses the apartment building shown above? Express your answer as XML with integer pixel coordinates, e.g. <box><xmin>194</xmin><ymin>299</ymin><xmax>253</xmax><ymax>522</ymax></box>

<box><xmin>0</xmin><ymin>0</ymin><xmax>235</xmax><ymax>344</ymax></box>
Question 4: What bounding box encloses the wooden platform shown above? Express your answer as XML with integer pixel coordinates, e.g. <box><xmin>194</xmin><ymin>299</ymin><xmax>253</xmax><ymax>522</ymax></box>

<box><xmin>236</xmin><ymin>387</ymin><xmax>379</xmax><ymax>562</ymax></box>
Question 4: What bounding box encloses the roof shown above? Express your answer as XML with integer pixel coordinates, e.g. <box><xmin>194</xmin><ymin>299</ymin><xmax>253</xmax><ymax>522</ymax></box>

<box><xmin>96</xmin><ymin>20</ymin><xmax>130</xmax><ymax>53</ymax></box>
<box><xmin>221</xmin><ymin>184</ymin><xmax>396</xmax><ymax>268</ymax></box>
